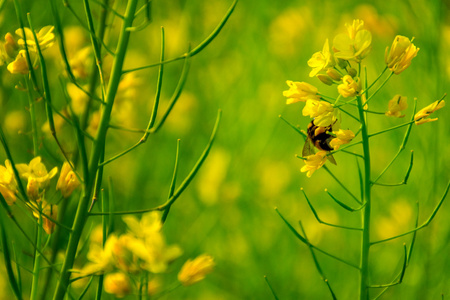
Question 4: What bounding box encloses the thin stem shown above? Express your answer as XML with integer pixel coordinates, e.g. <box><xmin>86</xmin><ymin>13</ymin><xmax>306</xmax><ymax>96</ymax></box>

<box><xmin>364</xmin><ymin>71</ymin><xmax>394</xmax><ymax>105</ymax></box>
<box><xmin>26</xmin><ymin>78</ymin><xmax>39</xmax><ymax>156</ymax></box>
<box><xmin>356</xmin><ymin>93</ymin><xmax>372</xmax><ymax>300</ymax></box>
<box><xmin>30</xmin><ymin>210</ymin><xmax>43</xmax><ymax>300</ymax></box>
<box><xmin>360</xmin><ymin>67</ymin><xmax>388</xmax><ymax>97</ymax></box>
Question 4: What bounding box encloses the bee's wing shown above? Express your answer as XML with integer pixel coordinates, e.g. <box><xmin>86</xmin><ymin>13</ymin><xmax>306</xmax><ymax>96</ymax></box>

<box><xmin>302</xmin><ymin>139</ymin><xmax>314</xmax><ymax>157</ymax></box>
<box><xmin>327</xmin><ymin>152</ymin><xmax>337</xmax><ymax>165</ymax></box>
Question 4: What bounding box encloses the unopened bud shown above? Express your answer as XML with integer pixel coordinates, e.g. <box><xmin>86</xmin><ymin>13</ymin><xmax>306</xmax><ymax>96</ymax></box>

<box><xmin>326</xmin><ymin>68</ymin><xmax>342</xmax><ymax>81</ymax></box>
<box><xmin>348</xmin><ymin>68</ymin><xmax>357</xmax><ymax>77</ymax></box>
<box><xmin>337</xmin><ymin>58</ymin><xmax>348</xmax><ymax>69</ymax></box>
<box><xmin>317</xmin><ymin>74</ymin><xmax>333</xmax><ymax>86</ymax></box>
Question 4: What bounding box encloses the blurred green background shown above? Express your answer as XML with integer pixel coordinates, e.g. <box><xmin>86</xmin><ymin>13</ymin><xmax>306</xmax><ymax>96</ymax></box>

<box><xmin>0</xmin><ymin>0</ymin><xmax>449</xmax><ymax>299</ymax></box>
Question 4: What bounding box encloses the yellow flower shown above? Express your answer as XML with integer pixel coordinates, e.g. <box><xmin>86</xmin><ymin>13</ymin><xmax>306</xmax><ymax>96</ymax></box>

<box><xmin>333</xmin><ymin>20</ymin><xmax>372</xmax><ymax>62</ymax></box>
<box><xmin>385</xmin><ymin>95</ymin><xmax>408</xmax><ymax>118</ymax></box>
<box><xmin>300</xmin><ymin>151</ymin><xmax>328</xmax><ymax>177</ymax></box>
<box><xmin>104</xmin><ymin>272</ymin><xmax>131</xmax><ymax>298</ymax></box>
<box><xmin>67</xmin><ymin>83</ymin><xmax>89</xmax><ymax>116</ymax></box>
<box><xmin>16</xmin><ymin>26</ymin><xmax>55</xmax><ymax>52</ymax></box>
<box><xmin>78</xmin><ymin>234</ymin><xmax>117</xmax><ymax>276</ymax></box>
<box><xmin>283</xmin><ymin>81</ymin><xmax>320</xmax><ymax>104</ymax></box>
<box><xmin>16</xmin><ymin>157</ymin><xmax>58</xmax><ymax>191</ymax></box>
<box><xmin>7</xmin><ymin>50</ymin><xmax>30</xmax><ymax>74</ymax></box>
<box><xmin>0</xmin><ymin>160</ymin><xmax>18</xmax><ymax>205</ymax></box>
<box><xmin>178</xmin><ymin>254</ymin><xmax>215</xmax><ymax>286</ymax></box>
<box><xmin>385</xmin><ymin>36</ymin><xmax>419</xmax><ymax>75</ymax></box>
<box><xmin>330</xmin><ymin>129</ymin><xmax>355</xmax><ymax>150</ymax></box>
<box><xmin>32</xmin><ymin>202</ymin><xmax>57</xmax><ymax>234</ymax></box>
<box><xmin>414</xmin><ymin>99</ymin><xmax>445</xmax><ymax>125</ymax></box>
<box><xmin>307</xmin><ymin>39</ymin><xmax>335</xmax><ymax>77</ymax></box>
<box><xmin>122</xmin><ymin>212</ymin><xmax>182</xmax><ymax>273</ymax></box>
<box><xmin>338</xmin><ymin>75</ymin><xmax>361</xmax><ymax>98</ymax></box>
<box><xmin>302</xmin><ymin>100</ymin><xmax>339</xmax><ymax>127</ymax></box>
<box><xmin>4</xmin><ymin>32</ymin><xmax>19</xmax><ymax>59</ymax></box>
<box><xmin>56</xmin><ymin>162</ymin><xmax>80</xmax><ymax>198</ymax></box>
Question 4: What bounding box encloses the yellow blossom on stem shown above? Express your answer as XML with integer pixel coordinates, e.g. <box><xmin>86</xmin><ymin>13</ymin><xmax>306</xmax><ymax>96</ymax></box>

<box><xmin>16</xmin><ymin>157</ymin><xmax>58</xmax><ymax>193</ymax></box>
<box><xmin>33</xmin><ymin>203</ymin><xmax>57</xmax><ymax>234</ymax></box>
<box><xmin>7</xmin><ymin>50</ymin><xmax>30</xmax><ymax>74</ymax></box>
<box><xmin>338</xmin><ymin>75</ymin><xmax>361</xmax><ymax>98</ymax></box>
<box><xmin>385</xmin><ymin>95</ymin><xmax>408</xmax><ymax>118</ymax></box>
<box><xmin>122</xmin><ymin>212</ymin><xmax>182</xmax><ymax>273</ymax></box>
<box><xmin>4</xmin><ymin>32</ymin><xmax>19</xmax><ymax>59</ymax></box>
<box><xmin>78</xmin><ymin>234</ymin><xmax>118</xmax><ymax>276</ymax></box>
<box><xmin>333</xmin><ymin>20</ymin><xmax>372</xmax><ymax>62</ymax></box>
<box><xmin>385</xmin><ymin>35</ymin><xmax>419</xmax><ymax>75</ymax></box>
<box><xmin>300</xmin><ymin>151</ymin><xmax>328</xmax><ymax>177</ymax></box>
<box><xmin>178</xmin><ymin>254</ymin><xmax>215</xmax><ymax>286</ymax></box>
<box><xmin>0</xmin><ymin>160</ymin><xmax>18</xmax><ymax>205</ymax></box>
<box><xmin>56</xmin><ymin>162</ymin><xmax>80</xmax><ymax>198</ymax></box>
<box><xmin>104</xmin><ymin>272</ymin><xmax>131</xmax><ymax>298</ymax></box>
<box><xmin>16</xmin><ymin>26</ymin><xmax>55</xmax><ymax>52</ymax></box>
<box><xmin>330</xmin><ymin>129</ymin><xmax>355</xmax><ymax>150</ymax></box>
<box><xmin>307</xmin><ymin>39</ymin><xmax>335</xmax><ymax>77</ymax></box>
<box><xmin>414</xmin><ymin>99</ymin><xmax>445</xmax><ymax>125</ymax></box>
<box><xmin>302</xmin><ymin>100</ymin><xmax>339</xmax><ymax>127</ymax></box>
<box><xmin>283</xmin><ymin>81</ymin><xmax>320</xmax><ymax>104</ymax></box>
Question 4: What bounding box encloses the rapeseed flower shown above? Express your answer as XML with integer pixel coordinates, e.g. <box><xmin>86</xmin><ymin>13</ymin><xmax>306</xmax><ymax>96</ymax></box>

<box><xmin>308</xmin><ymin>39</ymin><xmax>335</xmax><ymax>77</ymax></box>
<box><xmin>283</xmin><ymin>81</ymin><xmax>320</xmax><ymax>104</ymax></box>
<box><xmin>338</xmin><ymin>75</ymin><xmax>361</xmax><ymax>98</ymax></box>
<box><xmin>385</xmin><ymin>35</ymin><xmax>419</xmax><ymax>74</ymax></box>
<box><xmin>104</xmin><ymin>272</ymin><xmax>131</xmax><ymax>298</ymax></box>
<box><xmin>178</xmin><ymin>254</ymin><xmax>215</xmax><ymax>286</ymax></box>
<box><xmin>0</xmin><ymin>160</ymin><xmax>18</xmax><ymax>205</ymax></box>
<box><xmin>414</xmin><ymin>99</ymin><xmax>445</xmax><ymax>125</ymax></box>
<box><xmin>301</xmin><ymin>151</ymin><xmax>328</xmax><ymax>177</ymax></box>
<box><xmin>333</xmin><ymin>19</ymin><xmax>372</xmax><ymax>62</ymax></box>
<box><xmin>16</xmin><ymin>26</ymin><xmax>55</xmax><ymax>52</ymax></box>
<box><xmin>385</xmin><ymin>95</ymin><xmax>408</xmax><ymax>118</ymax></box>
<box><xmin>56</xmin><ymin>162</ymin><xmax>80</xmax><ymax>198</ymax></box>
<box><xmin>330</xmin><ymin>129</ymin><xmax>355</xmax><ymax>150</ymax></box>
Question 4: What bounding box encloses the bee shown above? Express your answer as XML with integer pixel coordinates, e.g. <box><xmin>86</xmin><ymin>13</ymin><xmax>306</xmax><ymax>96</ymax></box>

<box><xmin>302</xmin><ymin>120</ymin><xmax>337</xmax><ymax>165</ymax></box>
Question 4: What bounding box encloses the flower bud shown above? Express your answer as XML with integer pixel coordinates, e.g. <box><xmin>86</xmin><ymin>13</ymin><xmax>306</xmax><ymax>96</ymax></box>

<box><xmin>385</xmin><ymin>35</ymin><xmax>419</xmax><ymax>75</ymax></box>
<box><xmin>56</xmin><ymin>162</ymin><xmax>80</xmax><ymax>198</ymax></box>
<box><xmin>178</xmin><ymin>254</ymin><xmax>215</xmax><ymax>286</ymax></box>
<box><xmin>104</xmin><ymin>272</ymin><xmax>131</xmax><ymax>298</ymax></box>
<box><xmin>414</xmin><ymin>99</ymin><xmax>445</xmax><ymax>125</ymax></box>
<box><xmin>347</xmin><ymin>68</ymin><xmax>357</xmax><ymax>77</ymax></box>
<box><xmin>338</xmin><ymin>75</ymin><xmax>361</xmax><ymax>98</ymax></box>
<box><xmin>326</xmin><ymin>68</ymin><xmax>342</xmax><ymax>81</ymax></box>
<box><xmin>27</xmin><ymin>177</ymin><xmax>40</xmax><ymax>201</ymax></box>
<box><xmin>317</xmin><ymin>74</ymin><xmax>333</xmax><ymax>86</ymax></box>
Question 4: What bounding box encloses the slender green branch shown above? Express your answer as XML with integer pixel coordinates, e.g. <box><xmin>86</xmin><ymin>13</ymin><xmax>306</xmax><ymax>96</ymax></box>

<box><xmin>364</xmin><ymin>71</ymin><xmax>394</xmax><ymax>105</ymax></box>
<box><xmin>123</xmin><ymin>0</ymin><xmax>238</xmax><ymax>74</ymax></box>
<box><xmin>368</xmin><ymin>121</ymin><xmax>414</xmax><ymax>138</ymax></box>
<box><xmin>275</xmin><ymin>208</ymin><xmax>360</xmax><ymax>270</ymax></box>
<box><xmin>264</xmin><ymin>276</ymin><xmax>279</xmax><ymax>300</ymax></box>
<box><xmin>325</xmin><ymin>189</ymin><xmax>366</xmax><ymax>212</ymax></box>
<box><xmin>323</xmin><ymin>165</ymin><xmax>361</xmax><ymax>204</ymax></box>
<box><xmin>30</xmin><ymin>209</ymin><xmax>43</xmax><ymax>300</ymax></box>
<box><xmin>278</xmin><ymin>115</ymin><xmax>307</xmax><ymax>139</ymax></box>
<box><xmin>372</xmin><ymin>151</ymin><xmax>414</xmax><ymax>186</ymax></box>
<box><xmin>303</xmin><ymin>188</ymin><xmax>362</xmax><ymax>230</ymax></box>
<box><xmin>25</xmin><ymin>78</ymin><xmax>39</xmax><ymax>156</ymax></box>
<box><xmin>371</xmin><ymin>181</ymin><xmax>450</xmax><ymax>245</ymax></box>
<box><xmin>298</xmin><ymin>222</ymin><xmax>337</xmax><ymax>300</ymax></box>
<box><xmin>360</xmin><ymin>66</ymin><xmax>388</xmax><ymax>97</ymax></box>
<box><xmin>368</xmin><ymin>244</ymin><xmax>407</xmax><ymax>289</ymax></box>
<box><xmin>162</xmin><ymin>139</ymin><xmax>180</xmax><ymax>224</ymax></box>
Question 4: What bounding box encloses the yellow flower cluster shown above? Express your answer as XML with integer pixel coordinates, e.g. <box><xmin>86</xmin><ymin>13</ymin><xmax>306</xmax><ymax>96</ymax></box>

<box><xmin>0</xmin><ymin>26</ymin><xmax>55</xmax><ymax>74</ymax></box>
<box><xmin>0</xmin><ymin>157</ymin><xmax>80</xmax><ymax>234</ymax></box>
<box><xmin>78</xmin><ymin>212</ymin><xmax>215</xmax><ymax>298</ymax></box>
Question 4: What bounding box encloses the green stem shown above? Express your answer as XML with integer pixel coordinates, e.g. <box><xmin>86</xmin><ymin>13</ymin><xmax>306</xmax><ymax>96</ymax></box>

<box><xmin>356</xmin><ymin>94</ymin><xmax>371</xmax><ymax>300</ymax></box>
<box><xmin>26</xmin><ymin>78</ymin><xmax>39</xmax><ymax>156</ymax></box>
<box><xmin>30</xmin><ymin>210</ymin><xmax>43</xmax><ymax>300</ymax></box>
<box><xmin>52</xmin><ymin>1</ymin><xmax>140</xmax><ymax>299</ymax></box>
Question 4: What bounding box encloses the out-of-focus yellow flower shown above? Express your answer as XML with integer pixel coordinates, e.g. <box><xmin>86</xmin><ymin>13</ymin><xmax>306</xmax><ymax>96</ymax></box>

<box><xmin>385</xmin><ymin>95</ymin><xmax>408</xmax><ymax>118</ymax></box>
<box><xmin>283</xmin><ymin>81</ymin><xmax>320</xmax><ymax>104</ymax></box>
<box><xmin>316</xmin><ymin>74</ymin><xmax>333</xmax><ymax>86</ymax></box>
<box><xmin>326</xmin><ymin>68</ymin><xmax>342</xmax><ymax>81</ymax></box>
<box><xmin>385</xmin><ymin>35</ymin><xmax>419</xmax><ymax>75</ymax></box>
<box><xmin>307</xmin><ymin>39</ymin><xmax>335</xmax><ymax>77</ymax></box>
<box><xmin>16</xmin><ymin>157</ymin><xmax>58</xmax><ymax>191</ymax></box>
<box><xmin>78</xmin><ymin>234</ymin><xmax>117</xmax><ymax>276</ymax></box>
<box><xmin>302</xmin><ymin>100</ymin><xmax>339</xmax><ymax>127</ymax></box>
<box><xmin>16</xmin><ymin>26</ymin><xmax>55</xmax><ymax>52</ymax></box>
<box><xmin>178</xmin><ymin>254</ymin><xmax>215</xmax><ymax>286</ymax></box>
<box><xmin>0</xmin><ymin>160</ymin><xmax>18</xmax><ymax>205</ymax></box>
<box><xmin>330</xmin><ymin>129</ymin><xmax>355</xmax><ymax>150</ymax></box>
<box><xmin>414</xmin><ymin>99</ymin><xmax>445</xmax><ymax>125</ymax></box>
<box><xmin>122</xmin><ymin>212</ymin><xmax>182</xmax><ymax>273</ymax></box>
<box><xmin>4</xmin><ymin>32</ymin><xmax>19</xmax><ymax>59</ymax></box>
<box><xmin>33</xmin><ymin>203</ymin><xmax>57</xmax><ymax>234</ymax></box>
<box><xmin>333</xmin><ymin>20</ymin><xmax>372</xmax><ymax>62</ymax></box>
<box><xmin>301</xmin><ymin>151</ymin><xmax>327</xmax><ymax>177</ymax></box>
<box><xmin>56</xmin><ymin>162</ymin><xmax>80</xmax><ymax>198</ymax></box>
<box><xmin>67</xmin><ymin>83</ymin><xmax>89</xmax><ymax>116</ymax></box>
<box><xmin>69</xmin><ymin>46</ymin><xmax>92</xmax><ymax>79</ymax></box>
<box><xmin>104</xmin><ymin>272</ymin><xmax>131</xmax><ymax>298</ymax></box>
<box><xmin>147</xmin><ymin>278</ymin><xmax>162</xmax><ymax>296</ymax></box>
<box><xmin>87</xmin><ymin>110</ymin><xmax>101</xmax><ymax>137</ymax></box>
<box><xmin>7</xmin><ymin>50</ymin><xmax>30</xmax><ymax>74</ymax></box>
<box><xmin>338</xmin><ymin>75</ymin><xmax>361</xmax><ymax>98</ymax></box>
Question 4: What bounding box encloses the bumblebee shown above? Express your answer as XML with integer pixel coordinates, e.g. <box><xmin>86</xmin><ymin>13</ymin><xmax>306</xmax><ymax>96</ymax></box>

<box><xmin>302</xmin><ymin>120</ymin><xmax>337</xmax><ymax>165</ymax></box>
